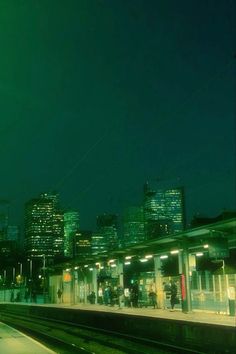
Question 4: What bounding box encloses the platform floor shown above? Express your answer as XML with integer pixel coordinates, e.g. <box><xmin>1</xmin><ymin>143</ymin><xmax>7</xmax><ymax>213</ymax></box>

<box><xmin>0</xmin><ymin>322</ymin><xmax>55</xmax><ymax>354</ymax></box>
<box><xmin>42</xmin><ymin>302</ymin><xmax>236</xmax><ymax>328</ymax></box>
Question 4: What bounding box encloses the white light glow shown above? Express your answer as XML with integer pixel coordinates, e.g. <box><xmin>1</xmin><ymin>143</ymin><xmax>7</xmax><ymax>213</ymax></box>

<box><xmin>140</xmin><ymin>258</ymin><xmax>148</xmax><ymax>262</ymax></box>
<box><xmin>196</xmin><ymin>252</ymin><xmax>203</xmax><ymax>257</ymax></box>
<box><xmin>145</xmin><ymin>255</ymin><xmax>153</xmax><ymax>259</ymax></box>
<box><xmin>160</xmin><ymin>255</ymin><xmax>168</xmax><ymax>259</ymax></box>
<box><xmin>170</xmin><ymin>250</ymin><xmax>179</xmax><ymax>254</ymax></box>
<box><xmin>124</xmin><ymin>261</ymin><xmax>131</xmax><ymax>265</ymax></box>
<box><xmin>125</xmin><ymin>256</ymin><xmax>132</xmax><ymax>260</ymax></box>
<box><xmin>203</xmin><ymin>244</ymin><xmax>209</xmax><ymax>249</ymax></box>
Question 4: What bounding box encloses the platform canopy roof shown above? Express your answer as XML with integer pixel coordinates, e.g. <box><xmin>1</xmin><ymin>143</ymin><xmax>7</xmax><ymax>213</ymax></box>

<box><xmin>61</xmin><ymin>218</ymin><xmax>236</xmax><ymax>269</ymax></box>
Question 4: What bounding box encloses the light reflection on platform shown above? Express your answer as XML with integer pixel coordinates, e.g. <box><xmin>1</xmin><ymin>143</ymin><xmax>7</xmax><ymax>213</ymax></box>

<box><xmin>0</xmin><ymin>322</ymin><xmax>55</xmax><ymax>354</ymax></box>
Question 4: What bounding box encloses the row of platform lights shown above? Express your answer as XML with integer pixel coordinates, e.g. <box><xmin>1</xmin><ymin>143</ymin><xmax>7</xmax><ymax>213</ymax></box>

<box><xmin>65</xmin><ymin>244</ymin><xmax>209</xmax><ymax>272</ymax></box>
<box><xmin>125</xmin><ymin>244</ymin><xmax>209</xmax><ymax>264</ymax></box>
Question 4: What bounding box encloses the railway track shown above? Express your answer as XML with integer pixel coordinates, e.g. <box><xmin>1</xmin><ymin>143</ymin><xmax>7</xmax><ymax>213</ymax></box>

<box><xmin>0</xmin><ymin>311</ymin><xmax>202</xmax><ymax>354</ymax></box>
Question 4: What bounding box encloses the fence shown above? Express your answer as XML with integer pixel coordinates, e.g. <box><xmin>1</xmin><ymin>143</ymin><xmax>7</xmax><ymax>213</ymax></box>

<box><xmin>191</xmin><ymin>272</ymin><xmax>236</xmax><ymax>313</ymax></box>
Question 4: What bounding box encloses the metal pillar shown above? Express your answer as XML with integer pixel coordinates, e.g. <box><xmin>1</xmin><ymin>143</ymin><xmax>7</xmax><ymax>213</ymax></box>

<box><xmin>84</xmin><ymin>275</ymin><xmax>88</xmax><ymax>304</ymax></box>
<box><xmin>180</xmin><ymin>247</ymin><xmax>192</xmax><ymax>313</ymax></box>
<box><xmin>12</xmin><ymin>267</ymin><xmax>15</xmax><ymax>284</ymax></box>
<box><xmin>70</xmin><ymin>270</ymin><xmax>75</xmax><ymax>305</ymax></box>
<box><xmin>43</xmin><ymin>255</ymin><xmax>46</xmax><ymax>303</ymax></box>
<box><xmin>74</xmin><ymin>270</ymin><xmax>78</xmax><ymax>305</ymax></box>
<box><xmin>118</xmin><ymin>261</ymin><xmax>124</xmax><ymax>288</ymax></box>
<box><xmin>154</xmin><ymin>256</ymin><xmax>164</xmax><ymax>309</ymax></box>
<box><xmin>92</xmin><ymin>268</ymin><xmax>98</xmax><ymax>303</ymax></box>
<box><xmin>3</xmin><ymin>270</ymin><xmax>6</xmax><ymax>302</ymax></box>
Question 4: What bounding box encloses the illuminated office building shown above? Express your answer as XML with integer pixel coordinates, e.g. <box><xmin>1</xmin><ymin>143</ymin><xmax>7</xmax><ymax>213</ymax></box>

<box><xmin>143</xmin><ymin>182</ymin><xmax>185</xmax><ymax>239</ymax></box>
<box><xmin>7</xmin><ymin>225</ymin><xmax>20</xmax><ymax>242</ymax></box>
<box><xmin>95</xmin><ymin>214</ymin><xmax>118</xmax><ymax>253</ymax></box>
<box><xmin>53</xmin><ymin>210</ymin><xmax>64</xmax><ymax>257</ymax></box>
<box><xmin>91</xmin><ymin>231</ymin><xmax>107</xmax><ymax>255</ymax></box>
<box><xmin>0</xmin><ymin>200</ymin><xmax>9</xmax><ymax>241</ymax></box>
<box><xmin>74</xmin><ymin>230</ymin><xmax>92</xmax><ymax>258</ymax></box>
<box><xmin>164</xmin><ymin>188</ymin><xmax>185</xmax><ymax>233</ymax></box>
<box><xmin>123</xmin><ymin>206</ymin><xmax>145</xmax><ymax>247</ymax></box>
<box><xmin>24</xmin><ymin>192</ymin><xmax>64</xmax><ymax>258</ymax></box>
<box><xmin>64</xmin><ymin>211</ymin><xmax>79</xmax><ymax>258</ymax></box>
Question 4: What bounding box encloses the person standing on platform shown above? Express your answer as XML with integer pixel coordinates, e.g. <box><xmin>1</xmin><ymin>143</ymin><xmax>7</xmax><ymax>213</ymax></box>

<box><xmin>104</xmin><ymin>283</ymin><xmax>111</xmax><ymax>305</ymax></box>
<box><xmin>131</xmin><ymin>281</ymin><xmax>139</xmax><ymax>308</ymax></box>
<box><xmin>117</xmin><ymin>285</ymin><xmax>124</xmax><ymax>308</ymax></box>
<box><xmin>98</xmin><ymin>285</ymin><xmax>103</xmax><ymax>304</ymax></box>
<box><xmin>149</xmin><ymin>290</ymin><xmax>157</xmax><ymax>308</ymax></box>
<box><xmin>57</xmin><ymin>288</ymin><xmax>63</xmax><ymax>303</ymax></box>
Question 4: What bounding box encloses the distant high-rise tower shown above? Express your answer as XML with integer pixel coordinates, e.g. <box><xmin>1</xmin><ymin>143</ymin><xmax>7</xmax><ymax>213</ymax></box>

<box><xmin>91</xmin><ymin>231</ymin><xmax>107</xmax><ymax>255</ymax></box>
<box><xmin>164</xmin><ymin>188</ymin><xmax>185</xmax><ymax>233</ymax></box>
<box><xmin>94</xmin><ymin>214</ymin><xmax>118</xmax><ymax>253</ymax></box>
<box><xmin>74</xmin><ymin>230</ymin><xmax>92</xmax><ymax>258</ymax></box>
<box><xmin>143</xmin><ymin>182</ymin><xmax>185</xmax><ymax>239</ymax></box>
<box><xmin>64</xmin><ymin>211</ymin><xmax>79</xmax><ymax>258</ymax></box>
<box><xmin>0</xmin><ymin>200</ymin><xmax>9</xmax><ymax>241</ymax></box>
<box><xmin>24</xmin><ymin>192</ymin><xmax>63</xmax><ymax>258</ymax></box>
<box><xmin>7</xmin><ymin>225</ymin><xmax>19</xmax><ymax>242</ymax></box>
<box><xmin>123</xmin><ymin>206</ymin><xmax>145</xmax><ymax>247</ymax></box>
<box><xmin>53</xmin><ymin>210</ymin><xmax>64</xmax><ymax>257</ymax></box>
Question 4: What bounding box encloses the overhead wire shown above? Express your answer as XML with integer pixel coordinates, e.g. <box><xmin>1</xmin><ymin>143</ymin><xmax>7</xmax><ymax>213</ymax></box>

<box><xmin>56</xmin><ymin>55</ymin><xmax>235</xmax><ymax>214</ymax></box>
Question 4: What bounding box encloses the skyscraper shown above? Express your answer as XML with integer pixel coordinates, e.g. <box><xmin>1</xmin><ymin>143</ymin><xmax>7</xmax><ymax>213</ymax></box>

<box><xmin>64</xmin><ymin>210</ymin><xmax>79</xmax><ymax>258</ymax></box>
<box><xmin>164</xmin><ymin>188</ymin><xmax>185</xmax><ymax>233</ymax></box>
<box><xmin>74</xmin><ymin>230</ymin><xmax>92</xmax><ymax>258</ymax></box>
<box><xmin>143</xmin><ymin>182</ymin><xmax>185</xmax><ymax>239</ymax></box>
<box><xmin>94</xmin><ymin>214</ymin><xmax>118</xmax><ymax>253</ymax></box>
<box><xmin>53</xmin><ymin>210</ymin><xmax>64</xmax><ymax>257</ymax></box>
<box><xmin>24</xmin><ymin>192</ymin><xmax>64</xmax><ymax>258</ymax></box>
<box><xmin>123</xmin><ymin>206</ymin><xmax>145</xmax><ymax>247</ymax></box>
<box><xmin>91</xmin><ymin>231</ymin><xmax>107</xmax><ymax>255</ymax></box>
<box><xmin>25</xmin><ymin>196</ymin><xmax>54</xmax><ymax>258</ymax></box>
<box><xmin>7</xmin><ymin>225</ymin><xmax>20</xmax><ymax>242</ymax></box>
<box><xmin>0</xmin><ymin>200</ymin><xmax>9</xmax><ymax>241</ymax></box>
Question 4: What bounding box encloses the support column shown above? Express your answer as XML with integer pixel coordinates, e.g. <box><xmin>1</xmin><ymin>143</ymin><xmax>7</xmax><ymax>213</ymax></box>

<box><xmin>118</xmin><ymin>260</ymin><xmax>124</xmax><ymax>288</ymax></box>
<box><xmin>70</xmin><ymin>270</ymin><xmax>75</xmax><ymax>305</ymax></box>
<box><xmin>84</xmin><ymin>275</ymin><xmax>88</xmax><ymax>304</ymax></box>
<box><xmin>92</xmin><ymin>268</ymin><xmax>98</xmax><ymax>304</ymax></box>
<box><xmin>154</xmin><ymin>256</ymin><xmax>164</xmax><ymax>309</ymax></box>
<box><xmin>180</xmin><ymin>247</ymin><xmax>192</xmax><ymax>313</ymax></box>
<box><xmin>74</xmin><ymin>270</ymin><xmax>78</xmax><ymax>304</ymax></box>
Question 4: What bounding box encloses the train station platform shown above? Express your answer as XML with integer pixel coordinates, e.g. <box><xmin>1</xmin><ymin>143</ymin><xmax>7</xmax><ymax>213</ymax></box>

<box><xmin>1</xmin><ymin>302</ymin><xmax>235</xmax><ymax>353</ymax></box>
<box><xmin>45</xmin><ymin>302</ymin><xmax>236</xmax><ymax>328</ymax></box>
<box><xmin>0</xmin><ymin>321</ymin><xmax>55</xmax><ymax>354</ymax></box>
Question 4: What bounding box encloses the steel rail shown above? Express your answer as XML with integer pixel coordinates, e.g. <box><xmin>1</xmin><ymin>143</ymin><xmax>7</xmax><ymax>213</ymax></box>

<box><xmin>1</xmin><ymin>311</ymin><xmax>203</xmax><ymax>354</ymax></box>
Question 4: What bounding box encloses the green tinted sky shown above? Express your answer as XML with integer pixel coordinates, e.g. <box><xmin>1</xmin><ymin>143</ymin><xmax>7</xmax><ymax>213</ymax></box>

<box><xmin>0</xmin><ymin>0</ymin><xmax>235</xmax><ymax>228</ymax></box>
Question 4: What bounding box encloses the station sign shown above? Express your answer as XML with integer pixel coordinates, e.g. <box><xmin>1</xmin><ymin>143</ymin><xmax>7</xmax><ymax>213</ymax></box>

<box><xmin>63</xmin><ymin>272</ymin><xmax>71</xmax><ymax>282</ymax></box>
<box><xmin>208</xmin><ymin>237</ymin><xmax>229</xmax><ymax>259</ymax></box>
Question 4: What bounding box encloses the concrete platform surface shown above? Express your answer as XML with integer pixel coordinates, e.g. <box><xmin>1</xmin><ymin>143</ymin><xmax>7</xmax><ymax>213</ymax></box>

<box><xmin>0</xmin><ymin>322</ymin><xmax>55</xmax><ymax>354</ymax></box>
<box><xmin>43</xmin><ymin>303</ymin><xmax>236</xmax><ymax>328</ymax></box>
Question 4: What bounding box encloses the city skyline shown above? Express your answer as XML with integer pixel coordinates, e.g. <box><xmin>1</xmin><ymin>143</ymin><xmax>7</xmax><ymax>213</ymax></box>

<box><xmin>0</xmin><ymin>1</ymin><xmax>235</xmax><ymax>232</ymax></box>
<box><xmin>0</xmin><ymin>3</ymin><xmax>235</xmax><ymax>351</ymax></box>
<box><xmin>1</xmin><ymin>176</ymin><xmax>236</xmax><ymax>233</ymax></box>
<box><xmin>3</xmin><ymin>181</ymin><xmax>235</xmax><ymax>240</ymax></box>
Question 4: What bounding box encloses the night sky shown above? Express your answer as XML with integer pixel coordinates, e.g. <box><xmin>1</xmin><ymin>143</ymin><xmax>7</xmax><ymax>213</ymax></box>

<box><xmin>0</xmin><ymin>1</ymin><xmax>235</xmax><ymax>230</ymax></box>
